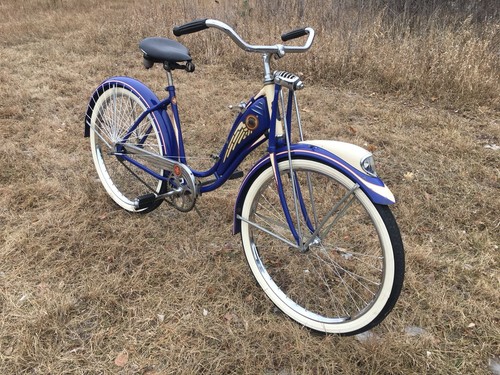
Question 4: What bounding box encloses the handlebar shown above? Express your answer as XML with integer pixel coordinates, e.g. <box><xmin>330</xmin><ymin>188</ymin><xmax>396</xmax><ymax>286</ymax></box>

<box><xmin>173</xmin><ymin>19</ymin><xmax>208</xmax><ymax>36</ymax></box>
<box><xmin>173</xmin><ymin>19</ymin><xmax>315</xmax><ymax>56</ymax></box>
<box><xmin>281</xmin><ymin>28</ymin><xmax>308</xmax><ymax>42</ymax></box>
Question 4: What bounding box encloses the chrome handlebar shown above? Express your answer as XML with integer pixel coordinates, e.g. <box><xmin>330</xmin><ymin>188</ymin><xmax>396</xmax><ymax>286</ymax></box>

<box><xmin>174</xmin><ymin>19</ymin><xmax>315</xmax><ymax>57</ymax></box>
<box><xmin>205</xmin><ymin>19</ymin><xmax>315</xmax><ymax>56</ymax></box>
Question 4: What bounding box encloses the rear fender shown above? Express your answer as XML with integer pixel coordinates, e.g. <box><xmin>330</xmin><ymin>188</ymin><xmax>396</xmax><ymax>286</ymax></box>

<box><xmin>233</xmin><ymin>141</ymin><xmax>395</xmax><ymax>234</ymax></box>
<box><xmin>84</xmin><ymin>76</ymin><xmax>177</xmax><ymax>156</ymax></box>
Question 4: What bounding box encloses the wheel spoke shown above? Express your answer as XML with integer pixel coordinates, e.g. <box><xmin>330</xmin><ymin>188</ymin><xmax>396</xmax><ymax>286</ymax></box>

<box><xmin>238</xmin><ymin>214</ymin><xmax>301</xmax><ymax>249</ymax></box>
<box><xmin>305</xmin><ymin>253</ymin><xmax>351</xmax><ymax>317</ymax></box>
<box><xmin>302</xmin><ymin>183</ymin><xmax>359</xmax><ymax>249</ymax></box>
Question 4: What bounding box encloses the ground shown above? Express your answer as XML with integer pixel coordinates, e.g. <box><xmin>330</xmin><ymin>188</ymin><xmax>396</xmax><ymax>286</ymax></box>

<box><xmin>0</xmin><ymin>1</ymin><xmax>498</xmax><ymax>374</ymax></box>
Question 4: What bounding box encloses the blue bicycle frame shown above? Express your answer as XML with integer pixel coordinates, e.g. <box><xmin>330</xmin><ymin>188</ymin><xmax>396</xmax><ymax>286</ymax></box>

<box><xmin>85</xmin><ymin>73</ymin><xmax>395</xmax><ymax>247</ymax></box>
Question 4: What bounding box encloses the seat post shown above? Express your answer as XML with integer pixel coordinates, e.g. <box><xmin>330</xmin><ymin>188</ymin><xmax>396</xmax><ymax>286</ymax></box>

<box><xmin>163</xmin><ymin>63</ymin><xmax>174</xmax><ymax>87</ymax></box>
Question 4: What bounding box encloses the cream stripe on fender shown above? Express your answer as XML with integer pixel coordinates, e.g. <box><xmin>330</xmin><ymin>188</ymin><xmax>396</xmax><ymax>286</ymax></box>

<box><xmin>300</xmin><ymin>140</ymin><xmax>395</xmax><ymax>203</ymax></box>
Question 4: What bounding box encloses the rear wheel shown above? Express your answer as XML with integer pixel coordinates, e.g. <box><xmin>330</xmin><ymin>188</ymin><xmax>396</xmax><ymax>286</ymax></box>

<box><xmin>240</xmin><ymin>158</ymin><xmax>404</xmax><ymax>335</ymax></box>
<box><xmin>88</xmin><ymin>84</ymin><xmax>166</xmax><ymax>212</ymax></box>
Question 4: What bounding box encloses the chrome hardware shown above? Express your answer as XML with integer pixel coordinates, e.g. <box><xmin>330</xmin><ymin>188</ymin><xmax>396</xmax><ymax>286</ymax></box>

<box><xmin>228</xmin><ymin>101</ymin><xmax>247</xmax><ymax>112</ymax></box>
<box><xmin>273</xmin><ymin>71</ymin><xmax>304</xmax><ymax>91</ymax></box>
<box><xmin>276</xmin><ymin>45</ymin><xmax>286</xmax><ymax>58</ymax></box>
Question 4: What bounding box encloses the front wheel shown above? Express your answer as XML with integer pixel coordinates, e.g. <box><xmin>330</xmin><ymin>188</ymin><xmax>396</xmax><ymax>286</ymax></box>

<box><xmin>240</xmin><ymin>158</ymin><xmax>404</xmax><ymax>335</ymax></box>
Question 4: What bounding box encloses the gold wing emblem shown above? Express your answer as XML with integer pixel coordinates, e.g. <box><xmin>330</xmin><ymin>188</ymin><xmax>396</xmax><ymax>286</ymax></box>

<box><xmin>223</xmin><ymin>121</ymin><xmax>252</xmax><ymax>162</ymax></box>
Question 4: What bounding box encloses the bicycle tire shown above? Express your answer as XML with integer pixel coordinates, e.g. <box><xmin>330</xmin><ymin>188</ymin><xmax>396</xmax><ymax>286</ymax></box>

<box><xmin>240</xmin><ymin>157</ymin><xmax>404</xmax><ymax>335</ymax></box>
<box><xmin>88</xmin><ymin>83</ymin><xmax>167</xmax><ymax>212</ymax></box>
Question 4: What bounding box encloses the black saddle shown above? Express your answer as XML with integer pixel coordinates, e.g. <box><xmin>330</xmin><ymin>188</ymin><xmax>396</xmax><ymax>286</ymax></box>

<box><xmin>139</xmin><ymin>37</ymin><xmax>191</xmax><ymax>64</ymax></box>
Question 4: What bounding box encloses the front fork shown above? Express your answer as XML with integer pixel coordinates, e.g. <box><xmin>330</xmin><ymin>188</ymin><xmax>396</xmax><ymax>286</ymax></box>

<box><xmin>270</xmin><ymin>153</ymin><xmax>313</xmax><ymax>250</ymax></box>
<box><xmin>270</xmin><ymin>151</ymin><xmax>361</xmax><ymax>251</ymax></box>
<box><xmin>268</xmin><ymin>82</ymin><xmax>315</xmax><ymax>250</ymax></box>
<box><xmin>269</xmin><ymin>81</ymin><xmax>363</xmax><ymax>251</ymax></box>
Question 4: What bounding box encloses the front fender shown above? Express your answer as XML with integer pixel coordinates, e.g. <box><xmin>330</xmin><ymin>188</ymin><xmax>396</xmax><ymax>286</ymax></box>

<box><xmin>233</xmin><ymin>141</ymin><xmax>395</xmax><ymax>234</ymax></box>
<box><xmin>84</xmin><ymin>76</ymin><xmax>177</xmax><ymax>156</ymax></box>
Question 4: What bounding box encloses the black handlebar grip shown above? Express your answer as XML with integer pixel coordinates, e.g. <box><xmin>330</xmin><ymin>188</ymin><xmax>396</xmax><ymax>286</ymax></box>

<box><xmin>281</xmin><ymin>28</ymin><xmax>308</xmax><ymax>42</ymax></box>
<box><xmin>173</xmin><ymin>19</ymin><xmax>208</xmax><ymax>37</ymax></box>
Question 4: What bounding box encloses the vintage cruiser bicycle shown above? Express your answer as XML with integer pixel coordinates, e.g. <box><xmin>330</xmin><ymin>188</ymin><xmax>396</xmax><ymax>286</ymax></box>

<box><xmin>84</xmin><ymin>19</ymin><xmax>404</xmax><ymax>335</ymax></box>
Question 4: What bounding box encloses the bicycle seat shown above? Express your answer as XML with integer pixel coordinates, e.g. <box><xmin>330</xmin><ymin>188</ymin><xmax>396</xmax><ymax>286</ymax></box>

<box><xmin>140</xmin><ymin>37</ymin><xmax>191</xmax><ymax>63</ymax></box>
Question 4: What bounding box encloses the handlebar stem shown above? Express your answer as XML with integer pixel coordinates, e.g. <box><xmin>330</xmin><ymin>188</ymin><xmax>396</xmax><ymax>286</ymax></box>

<box><xmin>262</xmin><ymin>54</ymin><xmax>273</xmax><ymax>83</ymax></box>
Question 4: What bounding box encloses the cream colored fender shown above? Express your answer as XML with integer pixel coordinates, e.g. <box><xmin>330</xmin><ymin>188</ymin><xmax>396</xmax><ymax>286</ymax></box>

<box><xmin>300</xmin><ymin>140</ymin><xmax>395</xmax><ymax>204</ymax></box>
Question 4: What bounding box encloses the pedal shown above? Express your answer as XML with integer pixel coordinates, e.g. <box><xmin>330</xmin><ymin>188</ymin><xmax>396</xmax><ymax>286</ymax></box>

<box><xmin>134</xmin><ymin>193</ymin><xmax>157</xmax><ymax>210</ymax></box>
<box><xmin>229</xmin><ymin>170</ymin><xmax>244</xmax><ymax>180</ymax></box>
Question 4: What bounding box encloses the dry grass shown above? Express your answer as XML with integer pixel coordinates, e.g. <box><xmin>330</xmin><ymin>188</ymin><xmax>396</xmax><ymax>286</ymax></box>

<box><xmin>1</xmin><ymin>0</ymin><xmax>499</xmax><ymax>374</ymax></box>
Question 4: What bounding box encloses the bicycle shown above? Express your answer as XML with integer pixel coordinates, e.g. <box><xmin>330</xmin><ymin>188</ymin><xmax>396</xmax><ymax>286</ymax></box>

<box><xmin>84</xmin><ymin>19</ymin><xmax>404</xmax><ymax>335</ymax></box>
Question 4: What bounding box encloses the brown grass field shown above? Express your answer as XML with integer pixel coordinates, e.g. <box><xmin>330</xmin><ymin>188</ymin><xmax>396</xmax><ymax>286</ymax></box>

<box><xmin>1</xmin><ymin>0</ymin><xmax>499</xmax><ymax>374</ymax></box>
